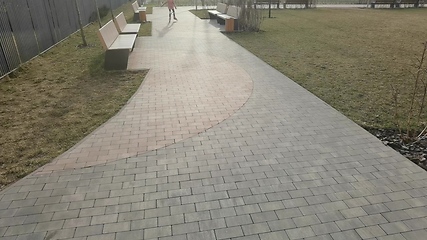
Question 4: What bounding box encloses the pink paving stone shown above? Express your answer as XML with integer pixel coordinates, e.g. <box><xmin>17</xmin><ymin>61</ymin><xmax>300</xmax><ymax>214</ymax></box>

<box><xmin>32</xmin><ymin>18</ymin><xmax>253</xmax><ymax>175</ymax></box>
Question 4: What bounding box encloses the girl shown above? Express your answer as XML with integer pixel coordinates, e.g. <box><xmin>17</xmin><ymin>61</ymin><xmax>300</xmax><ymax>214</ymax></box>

<box><xmin>162</xmin><ymin>0</ymin><xmax>177</xmax><ymax>22</ymax></box>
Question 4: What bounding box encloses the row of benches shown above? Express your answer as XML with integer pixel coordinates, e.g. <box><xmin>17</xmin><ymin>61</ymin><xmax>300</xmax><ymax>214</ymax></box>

<box><xmin>208</xmin><ymin>3</ymin><xmax>241</xmax><ymax>32</ymax></box>
<box><xmin>370</xmin><ymin>0</ymin><xmax>422</xmax><ymax>8</ymax></box>
<box><xmin>253</xmin><ymin>0</ymin><xmax>310</xmax><ymax>8</ymax></box>
<box><xmin>208</xmin><ymin>1</ymin><xmax>312</xmax><ymax>31</ymax></box>
<box><xmin>132</xmin><ymin>0</ymin><xmax>147</xmax><ymax>22</ymax></box>
<box><xmin>242</xmin><ymin>0</ymin><xmax>421</xmax><ymax>8</ymax></box>
<box><xmin>97</xmin><ymin>2</ymin><xmax>143</xmax><ymax>70</ymax></box>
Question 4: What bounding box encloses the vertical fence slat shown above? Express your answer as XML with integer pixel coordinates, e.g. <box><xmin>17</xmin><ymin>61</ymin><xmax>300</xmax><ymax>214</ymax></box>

<box><xmin>80</xmin><ymin>0</ymin><xmax>96</xmax><ymax>25</ymax></box>
<box><xmin>27</xmin><ymin>0</ymin><xmax>55</xmax><ymax>52</ymax></box>
<box><xmin>0</xmin><ymin>0</ymin><xmax>21</xmax><ymax>76</ymax></box>
<box><xmin>4</xmin><ymin>0</ymin><xmax>39</xmax><ymax>62</ymax></box>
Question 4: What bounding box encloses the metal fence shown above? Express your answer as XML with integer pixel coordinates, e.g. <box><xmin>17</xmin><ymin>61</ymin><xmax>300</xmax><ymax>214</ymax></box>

<box><xmin>0</xmin><ymin>0</ymin><xmax>130</xmax><ymax>78</ymax></box>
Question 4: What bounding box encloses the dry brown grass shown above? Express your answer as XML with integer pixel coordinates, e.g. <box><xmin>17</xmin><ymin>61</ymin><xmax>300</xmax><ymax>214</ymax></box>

<box><xmin>228</xmin><ymin>8</ymin><xmax>427</xmax><ymax>130</ymax></box>
<box><xmin>0</xmin><ymin>2</ymin><xmax>151</xmax><ymax>189</ymax></box>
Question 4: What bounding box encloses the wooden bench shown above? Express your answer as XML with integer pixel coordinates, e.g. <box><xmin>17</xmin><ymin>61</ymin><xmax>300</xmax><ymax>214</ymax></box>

<box><xmin>396</xmin><ymin>0</ymin><xmax>421</xmax><ymax>7</ymax></box>
<box><xmin>254</xmin><ymin>0</ymin><xmax>280</xmax><ymax>9</ymax></box>
<box><xmin>97</xmin><ymin>20</ymin><xmax>137</xmax><ymax>70</ymax></box>
<box><xmin>208</xmin><ymin>3</ymin><xmax>228</xmax><ymax>19</ymax></box>
<box><xmin>370</xmin><ymin>0</ymin><xmax>397</xmax><ymax>8</ymax></box>
<box><xmin>132</xmin><ymin>1</ymin><xmax>147</xmax><ymax>22</ymax></box>
<box><xmin>284</xmin><ymin>0</ymin><xmax>309</xmax><ymax>8</ymax></box>
<box><xmin>114</xmin><ymin>12</ymin><xmax>141</xmax><ymax>34</ymax></box>
<box><xmin>217</xmin><ymin>6</ymin><xmax>241</xmax><ymax>32</ymax></box>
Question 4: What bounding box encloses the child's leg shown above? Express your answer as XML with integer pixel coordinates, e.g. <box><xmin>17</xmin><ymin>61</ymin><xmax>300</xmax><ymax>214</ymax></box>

<box><xmin>168</xmin><ymin>9</ymin><xmax>172</xmax><ymax>22</ymax></box>
<box><xmin>172</xmin><ymin>9</ymin><xmax>177</xmax><ymax>20</ymax></box>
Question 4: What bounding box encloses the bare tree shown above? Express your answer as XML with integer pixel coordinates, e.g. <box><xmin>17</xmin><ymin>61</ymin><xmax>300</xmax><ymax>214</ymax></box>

<box><xmin>94</xmin><ymin>0</ymin><xmax>102</xmax><ymax>28</ymax></box>
<box><xmin>235</xmin><ymin>0</ymin><xmax>263</xmax><ymax>32</ymax></box>
<box><xmin>74</xmin><ymin>0</ymin><xmax>87</xmax><ymax>46</ymax></box>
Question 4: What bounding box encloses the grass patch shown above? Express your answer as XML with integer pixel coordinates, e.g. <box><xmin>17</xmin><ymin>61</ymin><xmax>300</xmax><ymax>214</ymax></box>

<box><xmin>139</xmin><ymin>21</ymin><xmax>152</xmax><ymax>36</ymax></box>
<box><xmin>146</xmin><ymin>6</ymin><xmax>154</xmax><ymax>14</ymax></box>
<box><xmin>228</xmin><ymin>8</ymin><xmax>427</xmax><ymax>130</ymax></box>
<box><xmin>0</xmin><ymin>2</ymin><xmax>149</xmax><ymax>189</ymax></box>
<box><xmin>190</xmin><ymin>9</ymin><xmax>211</xmax><ymax>19</ymax></box>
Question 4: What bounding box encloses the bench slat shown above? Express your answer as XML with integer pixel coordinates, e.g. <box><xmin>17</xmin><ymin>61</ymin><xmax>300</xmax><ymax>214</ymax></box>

<box><xmin>98</xmin><ymin>20</ymin><xmax>120</xmax><ymax>50</ymax></box>
<box><xmin>109</xmin><ymin>34</ymin><xmax>137</xmax><ymax>50</ymax></box>
<box><xmin>115</xmin><ymin>12</ymin><xmax>141</xmax><ymax>34</ymax></box>
<box><xmin>217</xmin><ymin>6</ymin><xmax>240</xmax><ymax>20</ymax></box>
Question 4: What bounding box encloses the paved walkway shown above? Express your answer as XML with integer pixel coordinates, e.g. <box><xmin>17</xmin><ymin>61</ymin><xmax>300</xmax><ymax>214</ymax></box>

<box><xmin>1</xmin><ymin>6</ymin><xmax>427</xmax><ymax>240</ymax></box>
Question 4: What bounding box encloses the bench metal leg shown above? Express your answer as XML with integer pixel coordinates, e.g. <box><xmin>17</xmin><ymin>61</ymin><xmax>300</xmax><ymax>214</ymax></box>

<box><xmin>104</xmin><ymin>49</ymin><xmax>130</xmax><ymax>70</ymax></box>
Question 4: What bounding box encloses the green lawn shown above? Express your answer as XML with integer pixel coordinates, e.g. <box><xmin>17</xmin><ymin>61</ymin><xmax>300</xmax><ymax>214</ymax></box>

<box><xmin>228</xmin><ymin>8</ymin><xmax>427</xmax><ymax>131</ymax></box>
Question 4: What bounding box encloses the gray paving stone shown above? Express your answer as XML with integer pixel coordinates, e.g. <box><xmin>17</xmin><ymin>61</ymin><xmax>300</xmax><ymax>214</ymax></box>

<box><xmin>103</xmin><ymin>221</ymin><xmax>130</xmax><ymax>233</ymax></box>
<box><xmin>63</xmin><ymin>217</ymin><xmax>91</xmax><ymax>228</ymax></box>
<box><xmin>172</xmin><ymin>222</ymin><xmax>199</xmax><ymax>235</ymax></box>
<box><xmin>243</xmin><ymin>194</ymin><xmax>269</xmax><ymax>205</ymax></box>
<box><xmin>4</xmin><ymin>224</ymin><xmax>36</xmax><ymax>236</ymax></box>
<box><xmin>34</xmin><ymin>219</ymin><xmax>64</xmax><ymax>232</ymax></box>
<box><xmin>196</xmin><ymin>200</ymin><xmax>220</xmax><ymax>212</ymax></box>
<box><xmin>79</xmin><ymin>206</ymin><xmax>106</xmax><ymax>217</ymax></box>
<box><xmin>242</xmin><ymin>222</ymin><xmax>270</xmax><ymax>235</ymax></box>
<box><xmin>159</xmin><ymin>234</ymin><xmax>187</xmax><ymax>240</ymax></box>
<box><xmin>251</xmin><ymin>211</ymin><xmax>279</xmax><ymax>223</ymax></box>
<box><xmin>105</xmin><ymin>203</ymin><xmax>131</xmax><ymax>214</ymax></box>
<box><xmin>267</xmin><ymin>219</ymin><xmax>296</xmax><ymax>231</ymax></box>
<box><xmin>205</xmin><ymin>191</ymin><xmax>229</xmax><ymax>201</ymax></box>
<box><xmin>322</xmin><ymin>201</ymin><xmax>348</xmax><ymax>212</ymax></box>
<box><xmin>220</xmin><ymin>197</ymin><xmax>245</xmax><ymax>208</ymax></box>
<box><xmin>335</xmin><ymin>218</ymin><xmax>365</xmax><ymax>231</ymax></box>
<box><xmin>401</xmin><ymin>229</ymin><xmax>427</xmax><ymax>240</ymax></box>
<box><xmin>144</xmin><ymin>226</ymin><xmax>172</xmax><ymax>239</ymax></box>
<box><xmin>340</xmin><ymin>207</ymin><xmax>368</xmax><ymax>218</ymax></box>
<box><xmin>292</xmin><ymin>215</ymin><xmax>321</xmax><ymax>227</ymax></box>
<box><xmin>215</xmin><ymin>226</ymin><xmax>244</xmax><ymax>239</ymax></box>
<box><xmin>185</xmin><ymin>210</ymin><xmax>211</xmax><ymax>223</ymax></box>
<box><xmin>300</xmin><ymin>204</ymin><xmax>328</xmax><ymax>215</ymax></box>
<box><xmin>211</xmin><ymin>207</ymin><xmax>237</xmax><ymax>219</ymax></box>
<box><xmin>51</xmin><ymin>209</ymin><xmax>79</xmax><ymax>221</ymax></box>
<box><xmin>14</xmin><ymin>206</ymin><xmax>44</xmax><ymax>216</ymax></box>
<box><xmin>15</xmin><ymin>232</ymin><xmax>46</xmax><ymax>240</ymax></box>
<box><xmin>200</xmin><ymin>218</ymin><xmax>226</xmax><ymax>231</ymax></box>
<box><xmin>86</xmin><ymin>233</ymin><xmax>116</xmax><ymax>240</ymax></box>
<box><xmin>171</xmin><ymin>203</ymin><xmax>196</xmax><ymax>215</ymax></box>
<box><xmin>276</xmin><ymin>208</ymin><xmax>303</xmax><ymax>219</ymax></box>
<box><xmin>145</xmin><ymin>207</ymin><xmax>170</xmax><ymax>218</ymax></box>
<box><xmin>355</xmin><ymin>225</ymin><xmax>386</xmax><ymax>239</ymax></box>
<box><xmin>131</xmin><ymin>218</ymin><xmax>157</xmax><ymax>230</ymax></box>
<box><xmin>259</xmin><ymin>230</ymin><xmax>290</xmax><ymax>240</ymax></box>
<box><xmin>283</xmin><ymin>198</ymin><xmax>309</xmax><ymax>208</ymax></box>
<box><xmin>74</xmin><ymin>225</ymin><xmax>104</xmax><ymax>237</ymax></box>
<box><xmin>91</xmin><ymin>214</ymin><xmax>119</xmax><ymax>225</ymax></box>
<box><xmin>45</xmin><ymin>228</ymin><xmax>75</xmax><ymax>239</ymax></box>
<box><xmin>311</xmin><ymin>222</ymin><xmax>341</xmax><ymax>235</ymax></box>
<box><xmin>330</xmin><ymin>230</ymin><xmax>362</xmax><ymax>240</ymax></box>
<box><xmin>382</xmin><ymin>210</ymin><xmax>411</xmax><ymax>222</ymax></box>
<box><xmin>24</xmin><ymin>212</ymin><xmax>54</xmax><ymax>224</ymax></box>
<box><xmin>286</xmin><ymin>226</ymin><xmax>316</xmax><ymax>240</ymax></box>
<box><xmin>187</xmin><ymin>230</ymin><xmax>216</xmax><ymax>240</ymax></box>
<box><xmin>359</xmin><ymin>214</ymin><xmax>388</xmax><ymax>226</ymax></box>
<box><xmin>131</xmin><ymin>201</ymin><xmax>156</xmax><ymax>211</ymax></box>
<box><xmin>379</xmin><ymin>222</ymin><xmax>411</xmax><ymax>234</ymax></box>
<box><xmin>304</xmin><ymin>234</ymin><xmax>333</xmax><ymax>240</ymax></box>
<box><xmin>225</xmin><ymin>215</ymin><xmax>252</xmax><ymax>227</ymax></box>
<box><xmin>404</xmin><ymin>206</ymin><xmax>427</xmax><ymax>218</ymax></box>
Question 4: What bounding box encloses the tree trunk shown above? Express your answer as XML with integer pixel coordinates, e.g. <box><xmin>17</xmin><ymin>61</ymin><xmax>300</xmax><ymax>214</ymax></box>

<box><xmin>94</xmin><ymin>0</ymin><xmax>102</xmax><ymax>28</ymax></box>
<box><xmin>74</xmin><ymin>0</ymin><xmax>87</xmax><ymax>46</ymax></box>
